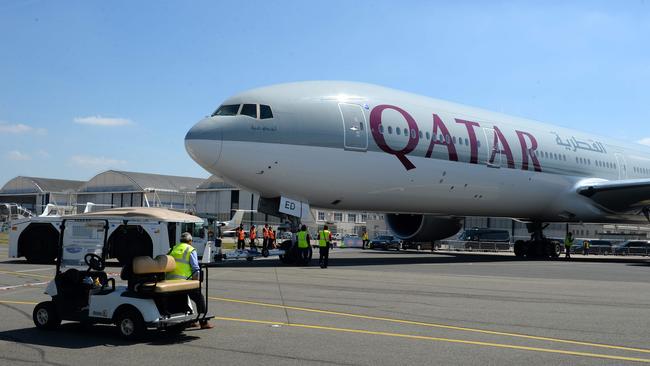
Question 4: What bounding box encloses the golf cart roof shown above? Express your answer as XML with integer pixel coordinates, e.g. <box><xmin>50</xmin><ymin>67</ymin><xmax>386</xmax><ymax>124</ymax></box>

<box><xmin>67</xmin><ymin>207</ymin><xmax>204</xmax><ymax>223</ymax></box>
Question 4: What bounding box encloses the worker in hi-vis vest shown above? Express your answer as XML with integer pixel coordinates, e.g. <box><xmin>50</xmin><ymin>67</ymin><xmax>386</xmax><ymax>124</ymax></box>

<box><xmin>296</xmin><ymin>224</ymin><xmax>311</xmax><ymax>265</ymax></box>
<box><xmin>564</xmin><ymin>232</ymin><xmax>573</xmax><ymax>259</ymax></box>
<box><xmin>167</xmin><ymin>232</ymin><xmax>213</xmax><ymax>329</ymax></box>
<box><xmin>237</xmin><ymin>225</ymin><xmax>245</xmax><ymax>251</ymax></box>
<box><xmin>249</xmin><ymin>225</ymin><xmax>257</xmax><ymax>250</ymax></box>
<box><xmin>318</xmin><ymin>225</ymin><xmax>332</xmax><ymax>268</ymax></box>
<box><xmin>262</xmin><ymin>224</ymin><xmax>270</xmax><ymax>252</ymax></box>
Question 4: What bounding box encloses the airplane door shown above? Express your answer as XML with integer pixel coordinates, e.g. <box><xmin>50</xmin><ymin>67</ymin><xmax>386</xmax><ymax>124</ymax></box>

<box><xmin>339</xmin><ymin>103</ymin><xmax>368</xmax><ymax>151</ymax></box>
<box><xmin>482</xmin><ymin>127</ymin><xmax>501</xmax><ymax>168</ymax></box>
<box><xmin>615</xmin><ymin>153</ymin><xmax>628</xmax><ymax>179</ymax></box>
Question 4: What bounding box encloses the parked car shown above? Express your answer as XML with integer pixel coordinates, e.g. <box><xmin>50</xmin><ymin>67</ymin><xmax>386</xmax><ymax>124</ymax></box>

<box><xmin>369</xmin><ymin>235</ymin><xmax>401</xmax><ymax>251</ymax></box>
<box><xmin>458</xmin><ymin>228</ymin><xmax>510</xmax><ymax>251</ymax></box>
<box><xmin>613</xmin><ymin>240</ymin><xmax>650</xmax><ymax>256</ymax></box>
<box><xmin>401</xmin><ymin>241</ymin><xmax>435</xmax><ymax>251</ymax></box>
<box><xmin>571</xmin><ymin>239</ymin><xmax>615</xmax><ymax>255</ymax></box>
<box><xmin>332</xmin><ymin>233</ymin><xmax>343</xmax><ymax>241</ymax></box>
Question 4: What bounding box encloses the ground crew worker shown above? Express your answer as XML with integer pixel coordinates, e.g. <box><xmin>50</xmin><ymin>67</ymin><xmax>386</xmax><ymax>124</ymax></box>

<box><xmin>237</xmin><ymin>225</ymin><xmax>246</xmax><ymax>250</ymax></box>
<box><xmin>296</xmin><ymin>224</ymin><xmax>311</xmax><ymax>265</ymax></box>
<box><xmin>318</xmin><ymin>225</ymin><xmax>332</xmax><ymax>268</ymax></box>
<box><xmin>167</xmin><ymin>232</ymin><xmax>213</xmax><ymax>329</ymax></box>
<box><xmin>249</xmin><ymin>225</ymin><xmax>257</xmax><ymax>250</ymax></box>
<box><xmin>583</xmin><ymin>240</ymin><xmax>590</xmax><ymax>256</ymax></box>
<box><xmin>362</xmin><ymin>230</ymin><xmax>369</xmax><ymax>250</ymax></box>
<box><xmin>564</xmin><ymin>232</ymin><xmax>573</xmax><ymax>259</ymax></box>
<box><xmin>269</xmin><ymin>229</ymin><xmax>276</xmax><ymax>248</ymax></box>
<box><xmin>262</xmin><ymin>224</ymin><xmax>270</xmax><ymax>252</ymax></box>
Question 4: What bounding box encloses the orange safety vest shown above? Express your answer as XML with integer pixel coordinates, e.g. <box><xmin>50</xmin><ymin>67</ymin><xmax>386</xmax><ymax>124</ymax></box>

<box><xmin>269</xmin><ymin>231</ymin><xmax>275</xmax><ymax>240</ymax></box>
<box><xmin>263</xmin><ymin>227</ymin><xmax>269</xmax><ymax>239</ymax></box>
<box><xmin>238</xmin><ymin>229</ymin><xmax>245</xmax><ymax>240</ymax></box>
<box><xmin>250</xmin><ymin>229</ymin><xmax>256</xmax><ymax>240</ymax></box>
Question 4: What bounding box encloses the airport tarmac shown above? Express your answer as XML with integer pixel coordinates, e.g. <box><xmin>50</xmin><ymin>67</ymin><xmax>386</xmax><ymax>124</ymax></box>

<box><xmin>1</xmin><ymin>247</ymin><xmax>650</xmax><ymax>365</ymax></box>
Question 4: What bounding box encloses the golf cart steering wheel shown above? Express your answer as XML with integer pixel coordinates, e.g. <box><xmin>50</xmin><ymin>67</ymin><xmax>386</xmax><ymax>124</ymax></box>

<box><xmin>84</xmin><ymin>253</ymin><xmax>105</xmax><ymax>271</ymax></box>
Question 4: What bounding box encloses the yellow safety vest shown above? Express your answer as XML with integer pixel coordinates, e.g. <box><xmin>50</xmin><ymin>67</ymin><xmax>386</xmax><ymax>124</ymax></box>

<box><xmin>319</xmin><ymin>230</ymin><xmax>331</xmax><ymax>247</ymax></box>
<box><xmin>564</xmin><ymin>237</ymin><xmax>573</xmax><ymax>247</ymax></box>
<box><xmin>166</xmin><ymin>242</ymin><xmax>195</xmax><ymax>280</ymax></box>
<box><xmin>297</xmin><ymin>231</ymin><xmax>309</xmax><ymax>248</ymax></box>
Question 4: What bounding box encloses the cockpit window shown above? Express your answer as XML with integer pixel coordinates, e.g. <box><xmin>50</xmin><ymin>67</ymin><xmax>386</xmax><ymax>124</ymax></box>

<box><xmin>260</xmin><ymin>104</ymin><xmax>273</xmax><ymax>119</ymax></box>
<box><xmin>212</xmin><ymin>104</ymin><xmax>240</xmax><ymax>116</ymax></box>
<box><xmin>240</xmin><ymin>104</ymin><xmax>257</xmax><ymax>118</ymax></box>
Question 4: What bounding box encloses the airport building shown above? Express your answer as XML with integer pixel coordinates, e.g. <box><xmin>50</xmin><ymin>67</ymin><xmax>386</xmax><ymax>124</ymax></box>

<box><xmin>0</xmin><ymin>176</ymin><xmax>83</xmax><ymax>215</ymax></box>
<box><xmin>75</xmin><ymin>170</ymin><xmax>204</xmax><ymax>212</ymax></box>
<box><xmin>1</xmin><ymin>171</ymin><xmax>648</xmax><ymax>240</ymax></box>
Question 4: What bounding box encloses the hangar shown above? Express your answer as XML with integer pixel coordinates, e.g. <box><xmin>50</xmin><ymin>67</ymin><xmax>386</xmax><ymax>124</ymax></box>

<box><xmin>76</xmin><ymin>170</ymin><xmax>205</xmax><ymax>212</ymax></box>
<box><xmin>0</xmin><ymin>176</ymin><xmax>83</xmax><ymax>215</ymax></box>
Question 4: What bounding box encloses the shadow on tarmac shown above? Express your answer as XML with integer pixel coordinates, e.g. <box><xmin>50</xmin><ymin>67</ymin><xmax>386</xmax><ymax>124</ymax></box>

<box><xmin>207</xmin><ymin>249</ymin><xmax>650</xmax><ymax>268</ymax></box>
<box><xmin>0</xmin><ymin>323</ymin><xmax>201</xmax><ymax>349</ymax></box>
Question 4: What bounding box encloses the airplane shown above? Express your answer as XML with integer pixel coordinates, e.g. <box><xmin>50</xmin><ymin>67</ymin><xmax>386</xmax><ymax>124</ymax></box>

<box><xmin>184</xmin><ymin>81</ymin><xmax>650</xmax><ymax>258</ymax></box>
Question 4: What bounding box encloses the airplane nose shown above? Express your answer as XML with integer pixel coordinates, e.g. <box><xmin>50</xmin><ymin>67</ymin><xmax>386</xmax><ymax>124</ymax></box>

<box><xmin>185</xmin><ymin>118</ymin><xmax>222</xmax><ymax>171</ymax></box>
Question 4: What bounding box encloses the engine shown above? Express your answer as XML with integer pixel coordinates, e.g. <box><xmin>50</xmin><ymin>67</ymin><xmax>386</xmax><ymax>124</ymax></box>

<box><xmin>385</xmin><ymin>214</ymin><xmax>462</xmax><ymax>242</ymax></box>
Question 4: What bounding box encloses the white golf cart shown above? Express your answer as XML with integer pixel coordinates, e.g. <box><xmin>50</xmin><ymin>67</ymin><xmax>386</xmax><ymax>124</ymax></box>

<box><xmin>32</xmin><ymin>218</ymin><xmax>212</xmax><ymax>340</ymax></box>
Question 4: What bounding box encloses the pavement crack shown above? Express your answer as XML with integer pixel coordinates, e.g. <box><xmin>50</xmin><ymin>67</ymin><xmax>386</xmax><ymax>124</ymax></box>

<box><xmin>274</xmin><ymin>267</ymin><xmax>291</xmax><ymax>324</ymax></box>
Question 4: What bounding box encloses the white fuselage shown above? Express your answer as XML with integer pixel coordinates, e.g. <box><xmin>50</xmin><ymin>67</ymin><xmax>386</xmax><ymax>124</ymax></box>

<box><xmin>185</xmin><ymin>81</ymin><xmax>650</xmax><ymax>224</ymax></box>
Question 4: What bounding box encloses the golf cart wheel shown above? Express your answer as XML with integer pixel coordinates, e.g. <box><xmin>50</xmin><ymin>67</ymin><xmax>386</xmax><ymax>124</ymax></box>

<box><xmin>262</xmin><ymin>248</ymin><xmax>269</xmax><ymax>257</ymax></box>
<box><xmin>115</xmin><ymin>308</ymin><xmax>145</xmax><ymax>340</ymax></box>
<box><xmin>33</xmin><ymin>301</ymin><xmax>61</xmax><ymax>329</ymax></box>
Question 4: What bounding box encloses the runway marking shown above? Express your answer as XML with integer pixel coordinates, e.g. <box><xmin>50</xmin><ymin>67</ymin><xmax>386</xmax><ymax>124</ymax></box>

<box><xmin>15</xmin><ymin>268</ymin><xmax>51</xmax><ymax>273</ymax></box>
<box><xmin>0</xmin><ymin>298</ymin><xmax>647</xmax><ymax>363</ymax></box>
<box><xmin>215</xmin><ymin>316</ymin><xmax>650</xmax><ymax>364</ymax></box>
<box><xmin>209</xmin><ymin>296</ymin><xmax>650</xmax><ymax>354</ymax></box>
<box><xmin>0</xmin><ymin>299</ymin><xmax>37</xmax><ymax>305</ymax></box>
<box><xmin>0</xmin><ymin>270</ymin><xmax>51</xmax><ymax>279</ymax></box>
<box><xmin>0</xmin><ymin>282</ymin><xmax>48</xmax><ymax>291</ymax></box>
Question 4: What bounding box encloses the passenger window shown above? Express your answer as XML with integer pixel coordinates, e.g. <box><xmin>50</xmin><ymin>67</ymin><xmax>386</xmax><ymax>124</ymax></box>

<box><xmin>419</xmin><ymin>131</ymin><xmax>423</xmax><ymax>139</ymax></box>
<box><xmin>388</xmin><ymin>126</ymin><xmax>393</xmax><ymax>134</ymax></box>
<box><xmin>453</xmin><ymin>136</ymin><xmax>457</xmax><ymax>144</ymax></box>
<box><xmin>241</xmin><ymin>104</ymin><xmax>257</xmax><ymax>118</ymax></box>
<box><xmin>465</xmin><ymin>138</ymin><xmax>469</xmax><ymax>145</ymax></box>
<box><xmin>260</xmin><ymin>105</ymin><xmax>273</xmax><ymax>119</ymax></box>
<box><xmin>213</xmin><ymin>104</ymin><xmax>240</xmax><ymax>116</ymax></box>
<box><xmin>411</xmin><ymin>129</ymin><xmax>416</xmax><ymax>139</ymax></box>
<box><xmin>396</xmin><ymin>127</ymin><xmax>401</xmax><ymax>136</ymax></box>
<box><xmin>379</xmin><ymin>124</ymin><xmax>384</xmax><ymax>134</ymax></box>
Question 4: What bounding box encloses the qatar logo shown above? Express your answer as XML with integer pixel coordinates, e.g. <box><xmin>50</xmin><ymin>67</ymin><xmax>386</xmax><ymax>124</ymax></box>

<box><xmin>369</xmin><ymin>105</ymin><xmax>420</xmax><ymax>170</ymax></box>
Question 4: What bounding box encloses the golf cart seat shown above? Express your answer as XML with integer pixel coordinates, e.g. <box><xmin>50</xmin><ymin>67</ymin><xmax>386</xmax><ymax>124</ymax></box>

<box><xmin>131</xmin><ymin>255</ymin><xmax>200</xmax><ymax>294</ymax></box>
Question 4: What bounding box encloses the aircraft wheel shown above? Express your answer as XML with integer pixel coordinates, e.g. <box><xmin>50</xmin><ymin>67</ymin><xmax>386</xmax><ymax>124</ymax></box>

<box><xmin>115</xmin><ymin>308</ymin><xmax>145</xmax><ymax>340</ymax></box>
<box><xmin>514</xmin><ymin>240</ymin><xmax>526</xmax><ymax>258</ymax></box>
<box><xmin>33</xmin><ymin>301</ymin><xmax>60</xmax><ymax>330</ymax></box>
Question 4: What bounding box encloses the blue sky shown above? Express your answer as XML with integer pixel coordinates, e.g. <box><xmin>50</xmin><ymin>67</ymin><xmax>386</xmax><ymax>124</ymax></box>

<box><xmin>1</xmin><ymin>1</ymin><xmax>649</xmax><ymax>185</ymax></box>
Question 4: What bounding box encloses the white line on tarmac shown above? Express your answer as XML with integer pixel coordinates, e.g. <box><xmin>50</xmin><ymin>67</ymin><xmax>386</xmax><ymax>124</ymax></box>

<box><xmin>15</xmin><ymin>268</ymin><xmax>51</xmax><ymax>273</ymax></box>
<box><xmin>0</xmin><ymin>282</ymin><xmax>48</xmax><ymax>291</ymax></box>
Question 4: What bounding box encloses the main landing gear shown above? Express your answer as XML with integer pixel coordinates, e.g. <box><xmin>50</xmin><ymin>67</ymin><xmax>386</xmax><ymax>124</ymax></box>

<box><xmin>513</xmin><ymin>222</ymin><xmax>562</xmax><ymax>259</ymax></box>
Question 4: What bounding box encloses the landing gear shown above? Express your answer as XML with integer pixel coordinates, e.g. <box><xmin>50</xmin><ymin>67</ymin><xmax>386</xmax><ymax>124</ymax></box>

<box><xmin>514</xmin><ymin>222</ymin><xmax>561</xmax><ymax>259</ymax></box>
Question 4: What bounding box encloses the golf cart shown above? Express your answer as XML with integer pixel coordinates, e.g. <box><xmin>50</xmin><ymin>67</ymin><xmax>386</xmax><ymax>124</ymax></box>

<box><xmin>32</xmin><ymin>218</ymin><xmax>212</xmax><ymax>340</ymax></box>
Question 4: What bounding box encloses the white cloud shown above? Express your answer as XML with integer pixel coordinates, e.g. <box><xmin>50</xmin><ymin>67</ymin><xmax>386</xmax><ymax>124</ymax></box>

<box><xmin>70</xmin><ymin>155</ymin><xmax>127</xmax><ymax>169</ymax></box>
<box><xmin>73</xmin><ymin>115</ymin><xmax>132</xmax><ymax>126</ymax></box>
<box><xmin>636</xmin><ymin>138</ymin><xmax>650</xmax><ymax>147</ymax></box>
<box><xmin>0</xmin><ymin>122</ymin><xmax>47</xmax><ymax>135</ymax></box>
<box><xmin>7</xmin><ymin>150</ymin><xmax>31</xmax><ymax>161</ymax></box>
<box><xmin>36</xmin><ymin>149</ymin><xmax>50</xmax><ymax>158</ymax></box>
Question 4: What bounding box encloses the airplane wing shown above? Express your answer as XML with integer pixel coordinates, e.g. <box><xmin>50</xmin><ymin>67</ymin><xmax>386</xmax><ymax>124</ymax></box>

<box><xmin>577</xmin><ymin>179</ymin><xmax>650</xmax><ymax>218</ymax></box>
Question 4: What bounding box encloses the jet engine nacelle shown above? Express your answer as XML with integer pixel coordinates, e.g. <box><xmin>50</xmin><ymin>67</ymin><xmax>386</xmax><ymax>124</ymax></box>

<box><xmin>386</xmin><ymin>214</ymin><xmax>462</xmax><ymax>242</ymax></box>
